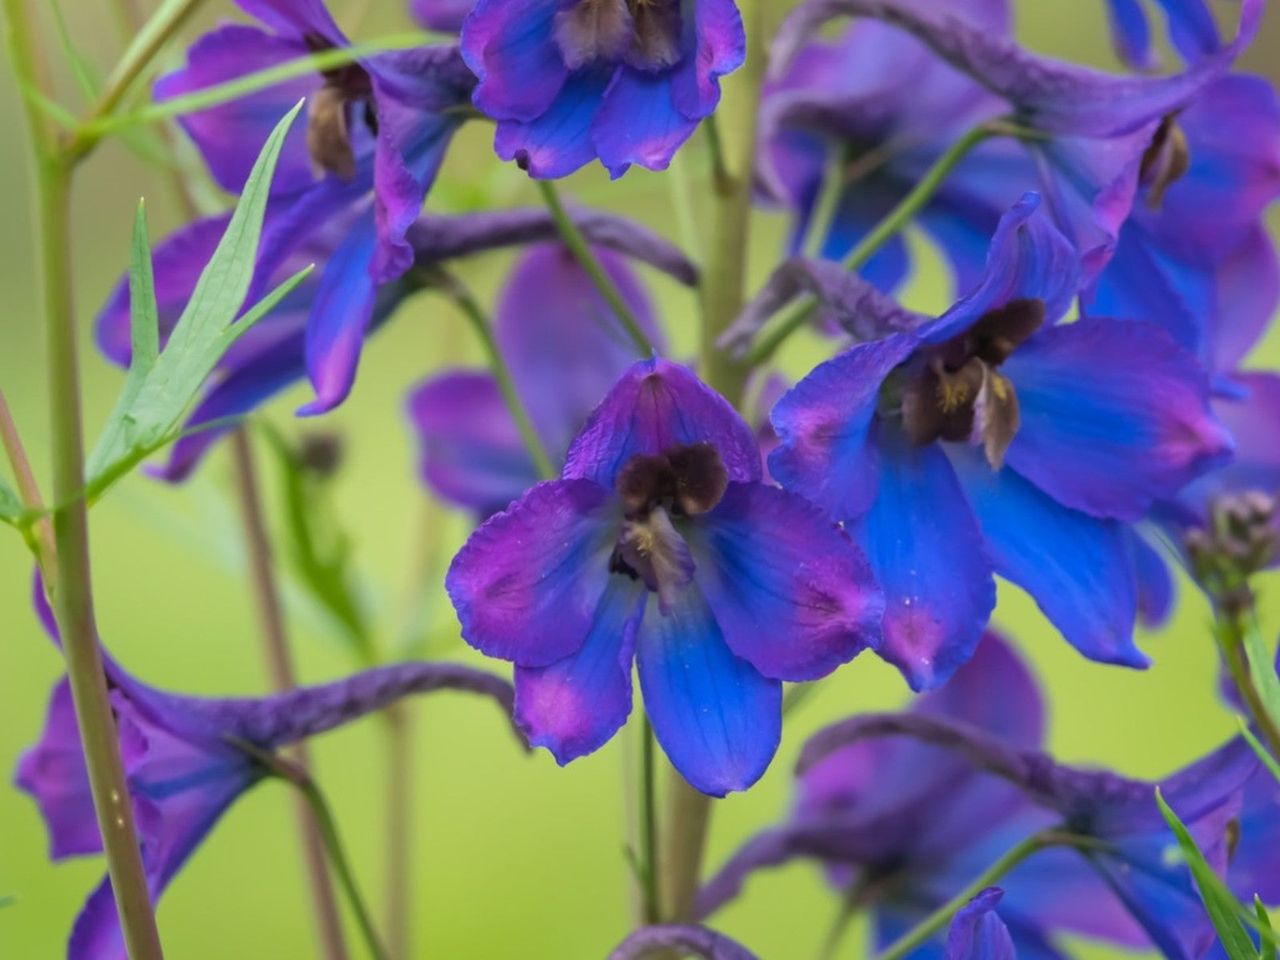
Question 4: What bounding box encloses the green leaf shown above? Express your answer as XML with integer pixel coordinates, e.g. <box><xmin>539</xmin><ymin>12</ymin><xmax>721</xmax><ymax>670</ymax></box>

<box><xmin>0</xmin><ymin>477</ymin><xmax>22</xmax><ymax>526</ymax></box>
<box><xmin>1156</xmin><ymin>788</ymin><xmax>1257</xmax><ymax>960</ymax></box>
<box><xmin>1241</xmin><ymin>617</ymin><xmax>1280</xmax><ymax>732</ymax></box>
<box><xmin>87</xmin><ymin>100</ymin><xmax>309</xmax><ymax>498</ymax></box>
<box><xmin>49</xmin><ymin>0</ymin><xmax>100</xmax><ymax>102</ymax></box>
<box><xmin>1257</xmin><ymin>898</ymin><xmax>1276</xmax><ymax>960</ymax></box>
<box><xmin>1238</xmin><ymin>716</ymin><xmax>1280</xmax><ymax>785</ymax></box>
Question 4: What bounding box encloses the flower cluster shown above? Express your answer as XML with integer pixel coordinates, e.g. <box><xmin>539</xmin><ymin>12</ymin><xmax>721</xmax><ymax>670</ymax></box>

<box><xmin>8</xmin><ymin>0</ymin><xmax>1280</xmax><ymax>956</ymax></box>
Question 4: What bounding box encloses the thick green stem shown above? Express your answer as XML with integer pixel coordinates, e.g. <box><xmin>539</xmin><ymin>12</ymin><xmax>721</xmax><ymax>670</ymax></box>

<box><xmin>745</xmin><ymin>122</ymin><xmax>999</xmax><ymax>368</ymax></box>
<box><xmin>875</xmin><ymin>830</ymin><xmax>1099</xmax><ymax>960</ymax></box>
<box><xmin>639</xmin><ymin>714</ymin><xmax>661</xmax><ymax>924</ymax></box>
<box><xmin>439</xmin><ymin>271</ymin><xmax>557</xmax><ymax>480</ymax></box>
<box><xmin>535</xmin><ymin>180</ymin><xmax>655</xmax><ymax>358</ymax></box>
<box><xmin>659</xmin><ymin>775</ymin><xmax>713</xmax><ymax>926</ymax></box>
<box><xmin>229</xmin><ymin>429</ymin><xmax>350</xmax><ymax>960</ymax></box>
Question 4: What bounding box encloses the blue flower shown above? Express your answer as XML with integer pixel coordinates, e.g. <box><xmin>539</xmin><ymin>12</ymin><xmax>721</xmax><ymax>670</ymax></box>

<box><xmin>445</xmin><ymin>358</ymin><xmax>883</xmax><ymax>795</ymax></box>
<box><xmin>769</xmin><ymin>195</ymin><xmax>1231</xmax><ymax>689</ymax></box>
<box><xmin>1103</xmin><ymin>0</ymin><xmax>1221</xmax><ymax>70</ymax></box>
<box><xmin>459</xmin><ymin>0</ymin><xmax>745</xmax><ymax>178</ymax></box>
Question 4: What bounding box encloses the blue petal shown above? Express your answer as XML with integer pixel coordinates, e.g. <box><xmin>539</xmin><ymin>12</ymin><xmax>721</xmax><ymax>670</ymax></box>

<box><xmin>949</xmin><ymin>449</ymin><xmax>1147</xmax><ymax>667</ymax></box>
<box><xmin>593</xmin><ymin>67</ymin><xmax>699</xmax><ymax>178</ymax></box>
<box><xmin>944</xmin><ymin>889</ymin><xmax>1015</xmax><ymax>960</ymax></box>
<box><xmin>850</xmin><ymin>424</ymin><xmax>996</xmax><ymax>691</ymax></box>
<box><xmin>1104</xmin><ymin>0</ymin><xmax>1156</xmax><ymax>68</ymax></box>
<box><xmin>493</xmin><ymin>69</ymin><xmax>610</xmax><ymax>179</ymax></box>
<box><xmin>636</xmin><ymin>587</ymin><xmax>781</xmax><ymax>796</ymax></box>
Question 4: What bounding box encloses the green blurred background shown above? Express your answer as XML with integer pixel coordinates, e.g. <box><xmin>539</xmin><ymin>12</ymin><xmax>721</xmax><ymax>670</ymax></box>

<box><xmin>1</xmin><ymin>1</ymin><xmax>1279</xmax><ymax>957</ymax></box>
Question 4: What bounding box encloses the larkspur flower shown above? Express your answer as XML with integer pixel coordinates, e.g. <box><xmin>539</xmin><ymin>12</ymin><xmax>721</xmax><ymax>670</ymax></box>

<box><xmin>446</xmin><ymin>358</ymin><xmax>883</xmax><ymax>795</ymax></box>
<box><xmin>768</xmin><ymin>0</ymin><xmax>1261</xmax><ymax>287</ymax></box>
<box><xmin>768</xmin><ymin>194</ymin><xmax>1231</xmax><ymax>689</ymax></box>
<box><xmin>123</xmin><ymin>0</ymin><xmax>476</xmax><ymax>413</ymax></box>
<box><xmin>459</xmin><ymin>0</ymin><xmax>746</xmax><ymax>178</ymax></box>
<box><xmin>945</xmin><ymin>890</ymin><xmax>1015</xmax><ymax>960</ymax></box>
<box><xmin>1103</xmin><ymin>0</ymin><xmax>1220</xmax><ymax>70</ymax></box>
<box><xmin>15</xmin><ymin>588</ymin><xmax>517</xmax><ymax>960</ymax></box>
<box><xmin>98</xmin><ymin>208</ymin><xmax>693</xmax><ymax>481</ymax></box>
<box><xmin>409</xmin><ymin>241</ymin><xmax>667</xmax><ymax>516</ymax></box>
<box><xmin>700</xmin><ymin>632</ymin><xmax>1259</xmax><ymax>960</ymax></box>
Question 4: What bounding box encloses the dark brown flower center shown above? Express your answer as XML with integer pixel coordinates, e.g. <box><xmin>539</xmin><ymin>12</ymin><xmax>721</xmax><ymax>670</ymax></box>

<box><xmin>305</xmin><ymin>34</ymin><xmax>376</xmax><ymax>180</ymax></box>
<box><xmin>553</xmin><ymin>0</ymin><xmax>684</xmax><ymax>72</ymax></box>
<box><xmin>899</xmin><ymin>298</ymin><xmax>1045</xmax><ymax>469</ymax></box>
<box><xmin>609</xmin><ymin>442</ymin><xmax>727</xmax><ymax>610</ymax></box>
<box><xmin>1140</xmin><ymin>114</ymin><xmax>1191</xmax><ymax>211</ymax></box>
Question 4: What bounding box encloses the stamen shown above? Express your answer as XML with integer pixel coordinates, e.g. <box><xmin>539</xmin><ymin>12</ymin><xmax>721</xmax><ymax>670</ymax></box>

<box><xmin>307</xmin><ymin>85</ymin><xmax>357</xmax><ymax>180</ymax></box>
<box><xmin>1140</xmin><ymin>115</ymin><xmax>1191</xmax><ymax>210</ymax></box>
<box><xmin>554</xmin><ymin>0</ymin><xmax>634</xmax><ymax>69</ymax></box>
<box><xmin>971</xmin><ymin>367</ymin><xmax>1020</xmax><ymax>469</ymax></box>
<box><xmin>625</xmin><ymin>0</ymin><xmax>684</xmax><ymax>70</ymax></box>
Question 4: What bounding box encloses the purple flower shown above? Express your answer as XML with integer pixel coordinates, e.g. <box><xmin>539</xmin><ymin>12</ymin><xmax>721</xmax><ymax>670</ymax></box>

<box><xmin>769</xmin><ymin>194</ymin><xmax>1231</xmax><ymax>689</ymax></box>
<box><xmin>609</xmin><ymin>925</ymin><xmax>759</xmax><ymax>960</ymax></box>
<box><xmin>768</xmin><ymin>0</ymin><xmax>1261</xmax><ymax>286</ymax></box>
<box><xmin>412</xmin><ymin>0</ymin><xmax>474</xmax><ymax>32</ymax></box>
<box><xmin>1103</xmin><ymin>0</ymin><xmax>1220</xmax><ymax>70</ymax></box>
<box><xmin>97</xmin><ymin>207</ymin><xmax>693</xmax><ymax>482</ymax></box>
<box><xmin>128</xmin><ymin>0</ymin><xmax>476</xmax><ymax>414</ymax></box>
<box><xmin>408</xmin><ymin>241</ymin><xmax>667</xmax><ymax>516</ymax></box>
<box><xmin>700</xmin><ymin>631</ymin><xmax>1258</xmax><ymax>960</ymax></box>
<box><xmin>15</xmin><ymin>587</ymin><xmax>516</xmax><ymax>960</ymax></box>
<box><xmin>459</xmin><ymin>0</ymin><xmax>745</xmax><ymax>179</ymax></box>
<box><xmin>944</xmin><ymin>890</ymin><xmax>1015</xmax><ymax>960</ymax></box>
<box><xmin>445</xmin><ymin>358</ymin><xmax>883</xmax><ymax>795</ymax></box>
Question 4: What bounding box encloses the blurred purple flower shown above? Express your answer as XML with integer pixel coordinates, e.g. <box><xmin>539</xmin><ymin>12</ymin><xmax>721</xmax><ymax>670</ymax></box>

<box><xmin>945</xmin><ymin>890</ymin><xmax>1015</xmax><ymax>960</ymax></box>
<box><xmin>459</xmin><ymin>0</ymin><xmax>745</xmax><ymax>178</ymax></box>
<box><xmin>408</xmin><ymin>241</ymin><xmax>667</xmax><ymax>516</ymax></box>
<box><xmin>97</xmin><ymin>207</ymin><xmax>694</xmax><ymax>482</ymax></box>
<box><xmin>446</xmin><ymin>358</ymin><xmax>883</xmax><ymax>795</ymax></box>
<box><xmin>15</xmin><ymin>586</ymin><xmax>516</xmax><ymax>960</ymax></box>
<box><xmin>609</xmin><ymin>925</ymin><xmax>760</xmax><ymax>960</ymax></box>
<box><xmin>411</xmin><ymin>0</ymin><xmax>474</xmax><ymax>33</ymax></box>
<box><xmin>1103</xmin><ymin>0</ymin><xmax>1220</xmax><ymax>70</ymax></box>
<box><xmin>701</xmin><ymin>631</ymin><xmax>1258</xmax><ymax>960</ymax></box>
<box><xmin>768</xmin><ymin>194</ymin><xmax>1231</xmax><ymax>689</ymax></box>
<box><xmin>767</xmin><ymin>0</ymin><xmax>1261</xmax><ymax>287</ymax></box>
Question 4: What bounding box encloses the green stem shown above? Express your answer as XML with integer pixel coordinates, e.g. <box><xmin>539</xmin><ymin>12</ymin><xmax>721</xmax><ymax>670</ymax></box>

<box><xmin>875</xmin><ymin>830</ymin><xmax>1099</xmax><ymax>960</ymax></box>
<box><xmin>0</xmin><ymin>388</ymin><xmax>55</xmax><ymax>575</ymax></box>
<box><xmin>1215</xmin><ymin>598</ymin><xmax>1280</xmax><ymax>763</ymax></box>
<box><xmin>744</xmin><ymin>121</ymin><xmax>999</xmax><ymax>368</ymax></box>
<box><xmin>535</xmin><ymin>180</ymin><xmax>655</xmax><ymax>358</ymax></box>
<box><xmin>438</xmin><ymin>271</ymin><xmax>557</xmax><ymax>480</ymax></box>
<box><xmin>382</xmin><ymin>703</ymin><xmax>414</xmax><ymax>960</ymax></box>
<box><xmin>816</xmin><ymin>880</ymin><xmax>871</xmax><ymax>960</ymax></box>
<box><xmin>640</xmin><ymin>714</ymin><xmax>661</xmax><ymax>924</ymax></box>
<box><xmin>659</xmin><ymin>774</ymin><xmax>714</xmax><ymax>926</ymax></box>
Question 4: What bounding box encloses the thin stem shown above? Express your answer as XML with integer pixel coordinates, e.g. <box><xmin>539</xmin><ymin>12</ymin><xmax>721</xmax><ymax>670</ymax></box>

<box><xmin>0</xmin><ymin>388</ymin><xmax>55</xmax><ymax>576</ymax></box>
<box><xmin>744</xmin><ymin>121</ymin><xmax>999</xmax><ymax>368</ymax></box>
<box><xmin>229</xmin><ymin>428</ymin><xmax>350</xmax><ymax>960</ymax></box>
<box><xmin>1215</xmin><ymin>600</ymin><xmax>1280</xmax><ymax>762</ymax></box>
<box><xmin>383</xmin><ymin>703</ymin><xmax>414</xmax><ymax>960</ymax></box>
<box><xmin>640</xmin><ymin>714</ymin><xmax>661</xmax><ymax>924</ymax></box>
<box><xmin>695</xmin><ymin>0</ymin><xmax>766</xmax><ymax>406</ymax></box>
<box><xmin>816</xmin><ymin>880</ymin><xmax>871</xmax><ymax>960</ymax></box>
<box><xmin>535</xmin><ymin>180</ymin><xmax>655</xmax><ymax>358</ymax></box>
<box><xmin>64</xmin><ymin>0</ymin><xmax>209</xmax><ymax>163</ymax></box>
<box><xmin>875</xmin><ymin>830</ymin><xmax>1099</xmax><ymax>960</ymax></box>
<box><xmin>435</xmin><ymin>270</ymin><xmax>557</xmax><ymax>480</ymax></box>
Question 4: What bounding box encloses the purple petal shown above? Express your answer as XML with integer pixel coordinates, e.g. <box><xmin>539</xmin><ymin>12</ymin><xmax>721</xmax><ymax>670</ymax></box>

<box><xmin>1194</xmin><ymin>372</ymin><xmax>1280</xmax><ymax>504</ymax></box>
<box><xmin>155</xmin><ymin>24</ymin><xmax>317</xmax><ymax>195</ymax></box>
<box><xmin>1157</xmin><ymin>0</ymin><xmax>1222</xmax><ymax>63</ymax></box>
<box><xmin>299</xmin><ymin>210</ymin><xmax>378</xmax><ymax>416</ymax></box>
<box><xmin>13</xmin><ymin>680</ymin><xmax>100</xmax><ymax>860</ymax></box>
<box><xmin>493</xmin><ymin>69</ymin><xmax>610</xmax><ymax>178</ymax></box>
<box><xmin>950</xmin><ymin>450</ymin><xmax>1147</xmax><ymax>668</ymax></box>
<box><xmin>944</xmin><ymin>889</ymin><xmax>1015</xmax><ymax>960</ymax></box>
<box><xmin>445</xmin><ymin>479</ymin><xmax>616</xmax><ymax>668</ymax></box>
<box><xmin>922</xmin><ymin>630</ymin><xmax>1044</xmax><ymax>747</ymax></box>
<box><xmin>497</xmin><ymin>243</ymin><xmax>660</xmax><ymax>456</ymax></box>
<box><xmin>1229</xmin><ymin>769</ymin><xmax>1280</xmax><ymax>905</ymax></box>
<box><xmin>1210</xmin><ymin>225</ymin><xmax>1280</xmax><ymax>374</ymax></box>
<box><xmin>460</xmin><ymin>0</ymin><xmax>568</xmax><ymax>122</ymax></box>
<box><xmin>767</xmin><ymin>335</ymin><xmax>918</xmax><ymax>520</ymax></box>
<box><xmin>68</xmin><ymin>879</ymin><xmax>127</xmax><ymax>960</ymax></box>
<box><xmin>593</xmin><ymin>67</ymin><xmax>700</xmax><ymax>178</ymax></box>
<box><xmin>411</xmin><ymin>0</ymin><xmax>473</xmax><ymax>32</ymax></box>
<box><xmin>514</xmin><ymin>578</ymin><xmax>646</xmax><ymax>763</ymax></box>
<box><xmin>687</xmin><ymin>482</ymin><xmax>883</xmax><ymax>682</ymax></box>
<box><xmin>636</xmin><ymin>587</ymin><xmax>781</xmax><ymax>796</ymax></box>
<box><xmin>850</xmin><ymin>425</ymin><xmax>996</xmax><ymax>691</ymax></box>
<box><xmin>233</xmin><ymin>0</ymin><xmax>346</xmax><ymax>45</ymax></box>
<box><xmin>1004</xmin><ymin>318</ymin><xmax>1233</xmax><ymax>521</ymax></box>
<box><xmin>609</xmin><ymin>925</ymin><xmax>760</xmax><ymax>960</ymax></box>
<box><xmin>1131</xmin><ymin>529</ymin><xmax>1175</xmax><ymax>628</ymax></box>
<box><xmin>564</xmin><ymin>359</ymin><xmax>763</xmax><ymax>490</ymax></box>
<box><xmin>407</xmin><ymin>371</ymin><xmax>536</xmax><ymax>516</ymax></box>
<box><xmin>669</xmin><ymin>0</ymin><xmax>746</xmax><ymax>119</ymax></box>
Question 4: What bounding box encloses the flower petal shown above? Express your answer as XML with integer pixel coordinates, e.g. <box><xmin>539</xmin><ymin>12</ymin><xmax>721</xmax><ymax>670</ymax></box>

<box><xmin>233</xmin><ymin>0</ymin><xmax>346</xmax><ymax>44</ymax></box>
<box><xmin>944</xmin><ymin>889</ymin><xmax>1015</xmax><ymax>960</ymax></box>
<box><xmin>593</xmin><ymin>67</ymin><xmax>700</xmax><ymax>178</ymax></box>
<box><xmin>950</xmin><ymin>450</ymin><xmax>1147</xmax><ymax>667</ymax></box>
<box><xmin>446</xmin><ymin>479</ymin><xmax>616</xmax><ymax>667</ymax></box>
<box><xmin>851</xmin><ymin>426</ymin><xmax>996</xmax><ymax>691</ymax></box>
<box><xmin>1131</xmin><ymin>529</ymin><xmax>1175</xmax><ymax>628</ymax></box>
<box><xmin>461</xmin><ymin>0</ymin><xmax>568</xmax><ymax>122</ymax></box>
<box><xmin>1005</xmin><ymin>318</ymin><xmax>1232</xmax><ymax>521</ymax></box>
<box><xmin>564</xmin><ymin>358</ymin><xmax>762</xmax><ymax>490</ymax></box>
<box><xmin>767</xmin><ymin>335</ymin><xmax>918</xmax><ymax>520</ymax></box>
<box><xmin>407</xmin><ymin>371</ymin><xmax>536</xmax><ymax>516</ymax></box>
<box><xmin>670</xmin><ymin>0</ymin><xmax>746</xmax><ymax>119</ymax></box>
<box><xmin>493</xmin><ymin>69</ymin><xmax>610</xmax><ymax>179</ymax></box>
<box><xmin>411</xmin><ymin>0</ymin><xmax>473</xmax><ymax>32</ymax></box>
<box><xmin>514</xmin><ymin>578</ymin><xmax>646</xmax><ymax>763</ymax></box>
<box><xmin>636</xmin><ymin>587</ymin><xmax>781</xmax><ymax>796</ymax></box>
<box><xmin>687</xmin><ymin>482</ymin><xmax>882</xmax><ymax>682</ymax></box>
<box><xmin>609</xmin><ymin>924</ymin><xmax>760</xmax><ymax>960</ymax></box>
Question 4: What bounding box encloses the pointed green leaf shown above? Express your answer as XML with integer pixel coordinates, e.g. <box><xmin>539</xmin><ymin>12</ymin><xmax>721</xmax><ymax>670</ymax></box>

<box><xmin>1256</xmin><ymin>898</ymin><xmax>1276</xmax><ymax>960</ymax></box>
<box><xmin>0</xmin><ymin>477</ymin><xmax>22</xmax><ymax>526</ymax></box>
<box><xmin>1238</xmin><ymin>717</ymin><xmax>1280</xmax><ymax>785</ymax></box>
<box><xmin>1156</xmin><ymin>788</ymin><xmax>1257</xmax><ymax>960</ymax></box>
<box><xmin>87</xmin><ymin>100</ymin><xmax>306</xmax><ymax>496</ymax></box>
<box><xmin>1241</xmin><ymin>617</ymin><xmax>1280</xmax><ymax>732</ymax></box>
